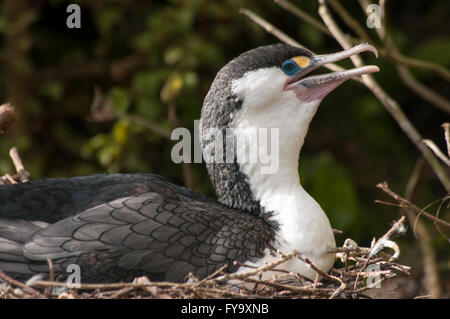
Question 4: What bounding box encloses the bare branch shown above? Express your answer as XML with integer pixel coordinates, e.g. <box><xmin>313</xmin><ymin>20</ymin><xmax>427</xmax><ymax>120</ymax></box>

<box><xmin>125</xmin><ymin>114</ymin><xmax>172</xmax><ymax>140</ymax></box>
<box><xmin>326</xmin><ymin>0</ymin><xmax>375</xmax><ymax>43</ymax></box>
<box><xmin>376</xmin><ymin>0</ymin><xmax>450</xmax><ymax>114</ymax></box>
<box><xmin>9</xmin><ymin>147</ymin><xmax>30</xmax><ymax>182</ymax></box>
<box><xmin>402</xmin><ymin>159</ymin><xmax>442</xmax><ymax>298</ymax></box>
<box><xmin>395</xmin><ymin>65</ymin><xmax>450</xmax><ymax>114</ymax></box>
<box><xmin>423</xmin><ymin>139</ymin><xmax>450</xmax><ymax>167</ymax></box>
<box><xmin>377</xmin><ymin>182</ymin><xmax>450</xmax><ymax>229</ymax></box>
<box><xmin>0</xmin><ymin>270</ymin><xmax>40</xmax><ymax>297</ymax></box>
<box><xmin>274</xmin><ymin>0</ymin><xmax>332</xmax><ymax>36</ymax></box>
<box><xmin>239</xmin><ymin>8</ymin><xmax>363</xmax><ymax>81</ymax></box>
<box><xmin>359</xmin><ymin>0</ymin><xmax>450</xmax><ymax>82</ymax></box>
<box><xmin>443</xmin><ymin>123</ymin><xmax>450</xmax><ymax>157</ymax></box>
<box><xmin>323</xmin><ymin>0</ymin><xmax>450</xmax><ymax>113</ymax></box>
<box><xmin>317</xmin><ymin>0</ymin><xmax>450</xmax><ymax>192</ymax></box>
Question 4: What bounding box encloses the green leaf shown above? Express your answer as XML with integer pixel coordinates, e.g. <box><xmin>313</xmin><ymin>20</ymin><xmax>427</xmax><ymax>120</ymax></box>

<box><xmin>109</xmin><ymin>87</ymin><xmax>130</xmax><ymax>115</ymax></box>
<box><xmin>40</xmin><ymin>81</ymin><xmax>64</xmax><ymax>101</ymax></box>
<box><xmin>160</xmin><ymin>72</ymin><xmax>184</xmax><ymax>104</ymax></box>
<box><xmin>113</xmin><ymin>119</ymin><xmax>130</xmax><ymax>145</ymax></box>
<box><xmin>164</xmin><ymin>47</ymin><xmax>184</xmax><ymax>65</ymax></box>
<box><xmin>96</xmin><ymin>9</ymin><xmax>122</xmax><ymax>36</ymax></box>
<box><xmin>81</xmin><ymin>134</ymin><xmax>109</xmax><ymax>159</ymax></box>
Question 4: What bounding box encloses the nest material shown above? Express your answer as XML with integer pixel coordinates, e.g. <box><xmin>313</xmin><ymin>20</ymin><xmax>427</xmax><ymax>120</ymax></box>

<box><xmin>0</xmin><ymin>217</ymin><xmax>411</xmax><ymax>299</ymax></box>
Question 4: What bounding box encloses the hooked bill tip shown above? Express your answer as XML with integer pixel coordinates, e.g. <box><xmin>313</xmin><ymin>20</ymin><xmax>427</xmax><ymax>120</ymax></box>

<box><xmin>366</xmin><ymin>65</ymin><xmax>380</xmax><ymax>73</ymax></box>
<box><xmin>357</xmin><ymin>42</ymin><xmax>378</xmax><ymax>58</ymax></box>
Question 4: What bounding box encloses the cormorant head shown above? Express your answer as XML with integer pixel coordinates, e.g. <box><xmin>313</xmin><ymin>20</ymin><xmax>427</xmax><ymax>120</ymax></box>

<box><xmin>200</xmin><ymin>43</ymin><xmax>378</xmax><ymax>213</ymax></box>
<box><xmin>202</xmin><ymin>43</ymin><xmax>378</xmax><ymax>129</ymax></box>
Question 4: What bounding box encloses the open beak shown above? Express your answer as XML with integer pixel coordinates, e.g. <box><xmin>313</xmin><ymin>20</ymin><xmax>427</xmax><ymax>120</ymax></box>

<box><xmin>284</xmin><ymin>43</ymin><xmax>379</xmax><ymax>102</ymax></box>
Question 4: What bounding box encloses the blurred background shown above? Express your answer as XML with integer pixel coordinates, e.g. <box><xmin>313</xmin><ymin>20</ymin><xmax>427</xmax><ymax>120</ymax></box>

<box><xmin>0</xmin><ymin>0</ymin><xmax>448</xmax><ymax>296</ymax></box>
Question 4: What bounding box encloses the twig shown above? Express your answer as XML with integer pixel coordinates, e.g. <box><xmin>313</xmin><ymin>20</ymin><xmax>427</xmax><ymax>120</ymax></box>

<box><xmin>326</xmin><ymin>0</ymin><xmax>375</xmax><ymax>43</ymax></box>
<box><xmin>317</xmin><ymin>0</ymin><xmax>450</xmax><ymax>192</ymax></box>
<box><xmin>9</xmin><ymin>147</ymin><xmax>30</xmax><ymax>182</ymax></box>
<box><xmin>402</xmin><ymin>158</ymin><xmax>442</xmax><ymax>298</ymax></box>
<box><xmin>433</xmin><ymin>195</ymin><xmax>450</xmax><ymax>241</ymax></box>
<box><xmin>374</xmin><ymin>0</ymin><xmax>450</xmax><ymax>114</ymax></box>
<box><xmin>377</xmin><ymin>182</ymin><xmax>450</xmax><ymax>228</ymax></box>
<box><xmin>125</xmin><ymin>114</ymin><xmax>172</xmax><ymax>140</ymax></box>
<box><xmin>356</xmin><ymin>0</ymin><xmax>450</xmax><ymax>82</ymax></box>
<box><xmin>315</xmin><ymin>0</ymin><xmax>450</xmax><ymax>113</ymax></box>
<box><xmin>192</xmin><ymin>264</ymin><xmax>229</xmax><ymax>286</ymax></box>
<box><xmin>359</xmin><ymin>0</ymin><xmax>450</xmax><ymax>82</ymax></box>
<box><xmin>280</xmin><ymin>0</ymin><xmax>450</xmax><ymax>81</ymax></box>
<box><xmin>108</xmin><ymin>286</ymin><xmax>137</xmax><ymax>299</ymax></box>
<box><xmin>4</xmin><ymin>173</ymin><xmax>17</xmax><ymax>184</ymax></box>
<box><xmin>44</xmin><ymin>258</ymin><xmax>55</xmax><ymax>296</ymax></box>
<box><xmin>370</xmin><ymin>216</ymin><xmax>406</xmax><ymax>255</ymax></box>
<box><xmin>216</xmin><ymin>251</ymin><xmax>298</xmax><ymax>282</ymax></box>
<box><xmin>422</xmin><ymin>139</ymin><xmax>450</xmax><ymax>167</ymax></box>
<box><xmin>274</xmin><ymin>0</ymin><xmax>332</xmax><ymax>36</ymax></box>
<box><xmin>238</xmin><ymin>276</ymin><xmax>334</xmax><ymax>295</ymax></box>
<box><xmin>240</xmin><ymin>8</ymin><xmax>303</xmax><ymax>48</ymax></box>
<box><xmin>395</xmin><ymin>66</ymin><xmax>450</xmax><ymax>114</ymax></box>
<box><xmin>31</xmin><ymin>280</ymin><xmax>187</xmax><ymax>290</ymax></box>
<box><xmin>47</xmin><ymin>258</ymin><xmax>54</xmax><ymax>282</ymax></box>
<box><xmin>387</xmin><ymin>52</ymin><xmax>450</xmax><ymax>82</ymax></box>
<box><xmin>296</xmin><ymin>255</ymin><xmax>346</xmax><ymax>299</ymax></box>
<box><xmin>87</xmin><ymin>86</ymin><xmax>117</xmax><ymax>122</ymax></box>
<box><xmin>9</xmin><ymin>235</ymin><xmax>409</xmax><ymax>299</ymax></box>
<box><xmin>443</xmin><ymin>123</ymin><xmax>450</xmax><ymax>157</ymax></box>
<box><xmin>353</xmin><ymin>216</ymin><xmax>405</xmax><ymax>288</ymax></box>
<box><xmin>0</xmin><ymin>270</ymin><xmax>40</xmax><ymax>296</ymax></box>
<box><xmin>239</xmin><ymin>8</ymin><xmax>363</xmax><ymax>82</ymax></box>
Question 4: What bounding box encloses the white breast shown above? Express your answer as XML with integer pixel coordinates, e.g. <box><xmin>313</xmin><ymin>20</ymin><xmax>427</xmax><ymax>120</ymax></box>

<box><xmin>230</xmin><ymin>67</ymin><xmax>336</xmax><ymax>280</ymax></box>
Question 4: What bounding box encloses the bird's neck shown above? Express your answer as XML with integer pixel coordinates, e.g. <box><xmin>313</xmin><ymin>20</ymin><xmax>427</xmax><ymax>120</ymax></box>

<box><xmin>230</xmin><ymin>99</ymin><xmax>319</xmax><ymax>220</ymax></box>
<box><xmin>201</xmin><ymin>95</ymin><xmax>322</xmax><ymax>217</ymax></box>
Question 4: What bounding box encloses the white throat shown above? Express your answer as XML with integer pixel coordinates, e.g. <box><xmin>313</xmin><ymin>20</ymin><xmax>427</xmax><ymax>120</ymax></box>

<box><xmin>231</xmin><ymin>68</ymin><xmax>336</xmax><ymax>279</ymax></box>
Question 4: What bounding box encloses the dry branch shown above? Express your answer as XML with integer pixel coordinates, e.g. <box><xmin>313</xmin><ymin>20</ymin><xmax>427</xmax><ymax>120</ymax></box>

<box><xmin>1</xmin><ymin>146</ymin><xmax>30</xmax><ymax>184</ymax></box>
<box><xmin>241</xmin><ymin>3</ymin><xmax>450</xmax><ymax>191</ymax></box>
<box><xmin>365</xmin><ymin>0</ymin><xmax>450</xmax><ymax>114</ymax></box>
<box><xmin>443</xmin><ymin>123</ymin><xmax>450</xmax><ymax>157</ymax></box>
<box><xmin>358</xmin><ymin>0</ymin><xmax>450</xmax><ymax>82</ymax></box>
<box><xmin>239</xmin><ymin>8</ymin><xmax>362</xmax><ymax>81</ymax></box>
<box><xmin>422</xmin><ymin>123</ymin><xmax>450</xmax><ymax>167</ymax></box>
<box><xmin>377</xmin><ymin>182</ymin><xmax>450</xmax><ymax>229</ymax></box>
<box><xmin>9</xmin><ymin>147</ymin><xmax>30</xmax><ymax>182</ymax></box>
<box><xmin>274</xmin><ymin>0</ymin><xmax>450</xmax><ymax>82</ymax></box>
<box><xmin>316</xmin><ymin>0</ymin><xmax>450</xmax><ymax>192</ymax></box>
<box><xmin>402</xmin><ymin>159</ymin><xmax>442</xmax><ymax>298</ymax></box>
<box><xmin>423</xmin><ymin>139</ymin><xmax>450</xmax><ymax>167</ymax></box>
<box><xmin>274</xmin><ymin>0</ymin><xmax>332</xmax><ymax>36</ymax></box>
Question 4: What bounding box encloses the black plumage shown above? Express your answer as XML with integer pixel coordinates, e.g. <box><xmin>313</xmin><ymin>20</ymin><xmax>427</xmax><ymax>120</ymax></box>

<box><xmin>0</xmin><ymin>174</ymin><xmax>274</xmax><ymax>282</ymax></box>
<box><xmin>0</xmin><ymin>43</ymin><xmax>306</xmax><ymax>283</ymax></box>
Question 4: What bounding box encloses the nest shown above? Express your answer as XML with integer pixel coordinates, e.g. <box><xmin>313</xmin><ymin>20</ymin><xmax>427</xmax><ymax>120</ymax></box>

<box><xmin>0</xmin><ymin>217</ymin><xmax>411</xmax><ymax>299</ymax></box>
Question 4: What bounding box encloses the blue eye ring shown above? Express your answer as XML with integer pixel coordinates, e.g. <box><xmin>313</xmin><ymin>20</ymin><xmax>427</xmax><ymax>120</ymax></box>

<box><xmin>281</xmin><ymin>60</ymin><xmax>300</xmax><ymax>76</ymax></box>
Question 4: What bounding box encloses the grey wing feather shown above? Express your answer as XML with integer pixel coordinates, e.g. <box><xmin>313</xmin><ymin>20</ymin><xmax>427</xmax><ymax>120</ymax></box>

<box><xmin>8</xmin><ymin>191</ymin><xmax>274</xmax><ymax>283</ymax></box>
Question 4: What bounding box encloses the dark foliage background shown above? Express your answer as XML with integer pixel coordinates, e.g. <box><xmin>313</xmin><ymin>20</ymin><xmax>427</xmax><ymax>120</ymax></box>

<box><xmin>0</xmin><ymin>0</ymin><xmax>448</xmax><ymax>295</ymax></box>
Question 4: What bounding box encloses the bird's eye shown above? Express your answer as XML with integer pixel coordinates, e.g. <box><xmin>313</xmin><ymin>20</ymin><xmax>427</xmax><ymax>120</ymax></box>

<box><xmin>281</xmin><ymin>60</ymin><xmax>300</xmax><ymax>76</ymax></box>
